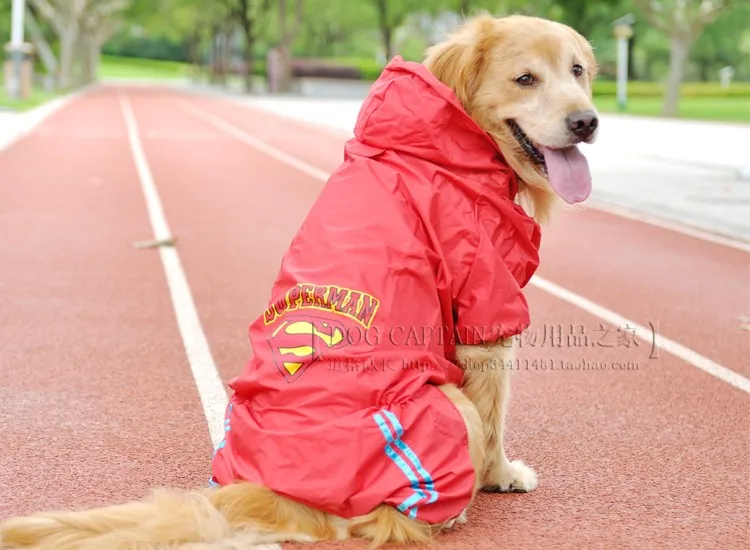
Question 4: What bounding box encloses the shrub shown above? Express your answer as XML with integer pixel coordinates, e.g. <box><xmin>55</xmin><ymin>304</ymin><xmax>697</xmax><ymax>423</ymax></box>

<box><xmin>593</xmin><ymin>80</ymin><xmax>750</xmax><ymax>98</ymax></box>
<box><xmin>256</xmin><ymin>54</ymin><xmax>750</xmax><ymax>99</ymax></box>
<box><xmin>250</xmin><ymin>57</ymin><xmax>384</xmax><ymax>80</ymax></box>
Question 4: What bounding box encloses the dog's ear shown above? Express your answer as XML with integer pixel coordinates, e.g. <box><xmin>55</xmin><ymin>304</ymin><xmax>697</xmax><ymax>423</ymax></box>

<box><xmin>423</xmin><ymin>14</ymin><xmax>499</xmax><ymax>109</ymax></box>
<box><xmin>568</xmin><ymin>27</ymin><xmax>599</xmax><ymax>82</ymax></box>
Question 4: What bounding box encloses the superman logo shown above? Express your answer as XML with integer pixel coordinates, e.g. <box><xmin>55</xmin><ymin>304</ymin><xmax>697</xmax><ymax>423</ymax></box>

<box><xmin>267</xmin><ymin>314</ymin><xmax>349</xmax><ymax>383</ymax></box>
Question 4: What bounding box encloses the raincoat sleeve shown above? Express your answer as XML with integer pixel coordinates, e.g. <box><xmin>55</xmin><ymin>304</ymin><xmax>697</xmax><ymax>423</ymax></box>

<box><xmin>452</xmin><ymin>235</ymin><xmax>532</xmax><ymax>346</ymax></box>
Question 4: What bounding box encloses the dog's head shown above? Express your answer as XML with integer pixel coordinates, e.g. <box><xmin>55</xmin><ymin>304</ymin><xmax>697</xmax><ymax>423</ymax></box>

<box><xmin>424</xmin><ymin>14</ymin><xmax>599</xmax><ymax>223</ymax></box>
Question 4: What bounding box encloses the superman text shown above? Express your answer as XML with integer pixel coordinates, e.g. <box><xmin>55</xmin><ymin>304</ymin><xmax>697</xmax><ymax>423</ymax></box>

<box><xmin>263</xmin><ymin>283</ymin><xmax>380</xmax><ymax>329</ymax></box>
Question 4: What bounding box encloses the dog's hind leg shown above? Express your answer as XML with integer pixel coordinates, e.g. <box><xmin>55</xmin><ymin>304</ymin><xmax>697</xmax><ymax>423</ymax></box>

<box><xmin>347</xmin><ymin>383</ymin><xmax>486</xmax><ymax>543</ymax></box>
<box><xmin>455</xmin><ymin>339</ymin><xmax>538</xmax><ymax>493</ymax></box>
<box><xmin>435</xmin><ymin>383</ymin><xmax>487</xmax><ymax>528</ymax></box>
<box><xmin>438</xmin><ymin>384</ymin><xmax>487</xmax><ymax>497</ymax></box>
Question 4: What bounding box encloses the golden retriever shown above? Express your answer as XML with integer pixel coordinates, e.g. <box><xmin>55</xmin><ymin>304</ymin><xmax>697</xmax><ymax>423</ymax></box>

<box><xmin>0</xmin><ymin>13</ymin><xmax>598</xmax><ymax>550</ymax></box>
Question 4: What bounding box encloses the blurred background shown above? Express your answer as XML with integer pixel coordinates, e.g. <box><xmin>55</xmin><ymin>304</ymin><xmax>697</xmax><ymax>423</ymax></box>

<box><xmin>1</xmin><ymin>0</ymin><xmax>748</xmax><ymax>123</ymax></box>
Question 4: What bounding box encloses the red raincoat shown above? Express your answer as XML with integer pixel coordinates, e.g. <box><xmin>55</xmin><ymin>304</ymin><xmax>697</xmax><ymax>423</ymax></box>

<box><xmin>210</xmin><ymin>57</ymin><xmax>542</xmax><ymax>525</ymax></box>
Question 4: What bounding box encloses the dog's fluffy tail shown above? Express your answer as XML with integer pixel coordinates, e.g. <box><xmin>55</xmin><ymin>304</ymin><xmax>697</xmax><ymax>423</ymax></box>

<box><xmin>0</xmin><ymin>482</ymin><xmax>434</xmax><ymax>549</ymax></box>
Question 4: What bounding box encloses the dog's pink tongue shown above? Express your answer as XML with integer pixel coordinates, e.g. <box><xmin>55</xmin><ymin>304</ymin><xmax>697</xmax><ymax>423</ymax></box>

<box><xmin>541</xmin><ymin>146</ymin><xmax>592</xmax><ymax>204</ymax></box>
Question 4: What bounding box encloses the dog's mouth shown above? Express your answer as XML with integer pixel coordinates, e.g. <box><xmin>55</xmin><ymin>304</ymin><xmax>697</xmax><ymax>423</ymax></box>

<box><xmin>505</xmin><ymin>119</ymin><xmax>592</xmax><ymax>204</ymax></box>
<box><xmin>507</xmin><ymin>120</ymin><xmax>546</xmax><ymax>169</ymax></box>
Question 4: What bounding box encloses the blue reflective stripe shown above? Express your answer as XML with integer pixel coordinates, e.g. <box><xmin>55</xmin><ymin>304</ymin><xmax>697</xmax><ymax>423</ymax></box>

<box><xmin>373</xmin><ymin>410</ymin><xmax>439</xmax><ymax>518</ymax></box>
<box><xmin>212</xmin><ymin>403</ymin><xmax>234</xmax><ymax>458</ymax></box>
<box><xmin>212</xmin><ymin>438</ymin><xmax>226</xmax><ymax>459</ymax></box>
<box><xmin>373</xmin><ymin>413</ymin><xmax>427</xmax><ymax>502</ymax></box>
<box><xmin>381</xmin><ymin>410</ymin><xmax>438</xmax><ymax>504</ymax></box>
<box><xmin>397</xmin><ymin>492</ymin><xmax>423</xmax><ymax>513</ymax></box>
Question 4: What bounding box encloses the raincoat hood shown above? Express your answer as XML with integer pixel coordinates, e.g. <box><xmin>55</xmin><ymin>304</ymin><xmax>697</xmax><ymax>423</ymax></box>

<box><xmin>348</xmin><ymin>56</ymin><xmax>519</xmax><ymax>197</ymax></box>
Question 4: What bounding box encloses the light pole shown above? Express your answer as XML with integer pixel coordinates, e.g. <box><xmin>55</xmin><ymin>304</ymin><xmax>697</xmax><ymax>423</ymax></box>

<box><xmin>612</xmin><ymin>14</ymin><xmax>635</xmax><ymax>113</ymax></box>
<box><xmin>6</xmin><ymin>0</ymin><xmax>27</xmax><ymax>100</ymax></box>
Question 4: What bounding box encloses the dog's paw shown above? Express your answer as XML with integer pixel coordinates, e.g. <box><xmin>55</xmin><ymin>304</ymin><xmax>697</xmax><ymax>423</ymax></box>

<box><xmin>456</xmin><ymin>508</ymin><xmax>468</xmax><ymax>524</ymax></box>
<box><xmin>442</xmin><ymin>508</ymin><xmax>468</xmax><ymax>531</ymax></box>
<box><xmin>482</xmin><ymin>459</ymin><xmax>538</xmax><ymax>493</ymax></box>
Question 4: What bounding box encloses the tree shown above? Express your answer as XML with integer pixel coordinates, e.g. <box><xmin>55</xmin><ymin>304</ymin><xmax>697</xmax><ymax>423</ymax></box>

<box><xmin>633</xmin><ymin>0</ymin><xmax>733</xmax><ymax>116</ymax></box>
<box><xmin>690</xmin><ymin>1</ymin><xmax>750</xmax><ymax>80</ymax></box>
<box><xmin>370</xmin><ymin>0</ymin><xmax>426</xmax><ymax>60</ymax></box>
<box><xmin>29</xmin><ymin>0</ymin><xmax>81</xmax><ymax>88</ymax></box>
<box><xmin>223</xmin><ymin>0</ymin><xmax>273</xmax><ymax>92</ymax></box>
<box><xmin>546</xmin><ymin>0</ymin><xmax>629</xmax><ymax>39</ymax></box>
<box><xmin>122</xmin><ymin>0</ymin><xmax>218</xmax><ymax>72</ymax></box>
<box><xmin>271</xmin><ymin>0</ymin><xmax>304</xmax><ymax>92</ymax></box>
<box><xmin>294</xmin><ymin>0</ymin><xmax>373</xmax><ymax>57</ymax></box>
<box><xmin>29</xmin><ymin>0</ymin><xmax>132</xmax><ymax>88</ymax></box>
<box><xmin>79</xmin><ymin>0</ymin><xmax>131</xmax><ymax>83</ymax></box>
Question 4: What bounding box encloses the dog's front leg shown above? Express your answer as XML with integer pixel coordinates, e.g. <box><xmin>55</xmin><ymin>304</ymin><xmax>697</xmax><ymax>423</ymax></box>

<box><xmin>455</xmin><ymin>339</ymin><xmax>538</xmax><ymax>493</ymax></box>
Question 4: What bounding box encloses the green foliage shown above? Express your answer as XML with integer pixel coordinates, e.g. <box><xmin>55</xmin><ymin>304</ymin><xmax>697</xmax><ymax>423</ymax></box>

<box><xmin>593</xmin><ymin>80</ymin><xmax>750</xmax><ymax>98</ymax></box>
<box><xmin>0</xmin><ymin>0</ymin><xmax>9</xmax><ymax>45</ymax></box>
<box><xmin>99</xmin><ymin>54</ymin><xmax>190</xmax><ymax>78</ymax></box>
<box><xmin>594</xmin><ymin>95</ymin><xmax>750</xmax><ymax>123</ymax></box>
<box><xmin>690</xmin><ymin>1</ymin><xmax>750</xmax><ymax>81</ymax></box>
<box><xmin>103</xmin><ymin>34</ymin><xmax>190</xmax><ymax>62</ymax></box>
<box><xmin>122</xmin><ymin>0</ymin><xmax>223</xmax><ymax>40</ymax></box>
<box><xmin>100</xmin><ymin>0</ymin><xmax>749</xmax><ymax>83</ymax></box>
<box><xmin>0</xmin><ymin>85</ymin><xmax>58</xmax><ymax>111</ymax></box>
<box><xmin>286</xmin><ymin>0</ymin><xmax>379</xmax><ymax>57</ymax></box>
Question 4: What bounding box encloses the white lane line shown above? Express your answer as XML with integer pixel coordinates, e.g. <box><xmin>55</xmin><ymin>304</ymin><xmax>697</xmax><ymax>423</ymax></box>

<box><xmin>177</xmin><ymin>99</ymin><xmax>331</xmax><ymax>182</ymax></box>
<box><xmin>583</xmin><ymin>199</ymin><xmax>750</xmax><ymax>254</ymax></box>
<box><xmin>530</xmin><ymin>277</ymin><xmax>750</xmax><ymax>395</ymax></box>
<box><xmin>179</xmin><ymin>98</ymin><xmax>750</xmax><ymax>397</ymax></box>
<box><xmin>118</xmin><ymin>92</ymin><xmax>229</xmax><ymax>448</ymax></box>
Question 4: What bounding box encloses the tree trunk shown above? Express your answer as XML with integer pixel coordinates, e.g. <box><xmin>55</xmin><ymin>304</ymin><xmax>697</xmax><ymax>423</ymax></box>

<box><xmin>699</xmin><ymin>61</ymin><xmax>709</xmax><ymax>81</ymax></box>
<box><xmin>73</xmin><ymin>34</ymin><xmax>89</xmax><ymax>86</ymax></box>
<box><xmin>663</xmin><ymin>33</ymin><xmax>691</xmax><ymax>117</ymax></box>
<box><xmin>374</xmin><ymin>0</ymin><xmax>394</xmax><ymax>60</ymax></box>
<box><xmin>382</xmin><ymin>26</ymin><xmax>394</xmax><ymax>60</ymax></box>
<box><xmin>220</xmin><ymin>31</ymin><xmax>232</xmax><ymax>86</ymax></box>
<box><xmin>276</xmin><ymin>44</ymin><xmax>294</xmax><ymax>93</ymax></box>
<box><xmin>86</xmin><ymin>41</ymin><xmax>100</xmax><ymax>83</ymax></box>
<box><xmin>210</xmin><ymin>29</ymin><xmax>225</xmax><ymax>85</ymax></box>
<box><xmin>187</xmin><ymin>33</ymin><xmax>201</xmax><ymax>81</ymax></box>
<box><xmin>76</xmin><ymin>32</ymin><xmax>98</xmax><ymax>85</ymax></box>
<box><xmin>274</xmin><ymin>0</ymin><xmax>302</xmax><ymax>94</ymax></box>
<box><xmin>243</xmin><ymin>27</ymin><xmax>255</xmax><ymax>93</ymax></box>
<box><xmin>243</xmin><ymin>47</ymin><xmax>255</xmax><ymax>92</ymax></box>
<box><xmin>644</xmin><ymin>56</ymin><xmax>655</xmax><ymax>81</ymax></box>
<box><xmin>79</xmin><ymin>39</ymin><xmax>92</xmax><ymax>84</ymax></box>
<box><xmin>58</xmin><ymin>28</ymin><xmax>77</xmax><ymax>89</ymax></box>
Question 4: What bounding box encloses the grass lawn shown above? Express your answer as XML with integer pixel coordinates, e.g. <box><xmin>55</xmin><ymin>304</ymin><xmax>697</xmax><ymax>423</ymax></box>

<box><xmin>0</xmin><ymin>85</ymin><xmax>59</xmax><ymax>112</ymax></box>
<box><xmin>594</xmin><ymin>95</ymin><xmax>750</xmax><ymax>123</ymax></box>
<box><xmin>98</xmin><ymin>55</ymin><xmax>190</xmax><ymax>80</ymax></box>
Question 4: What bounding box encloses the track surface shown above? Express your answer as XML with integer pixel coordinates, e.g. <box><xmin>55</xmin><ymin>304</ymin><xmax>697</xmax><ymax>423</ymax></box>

<box><xmin>1</xmin><ymin>86</ymin><xmax>748</xmax><ymax>549</ymax></box>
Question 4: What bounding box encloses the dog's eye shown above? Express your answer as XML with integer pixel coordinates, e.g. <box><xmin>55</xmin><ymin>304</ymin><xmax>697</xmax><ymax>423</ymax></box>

<box><xmin>572</xmin><ymin>64</ymin><xmax>584</xmax><ymax>77</ymax></box>
<box><xmin>515</xmin><ymin>74</ymin><xmax>535</xmax><ymax>87</ymax></box>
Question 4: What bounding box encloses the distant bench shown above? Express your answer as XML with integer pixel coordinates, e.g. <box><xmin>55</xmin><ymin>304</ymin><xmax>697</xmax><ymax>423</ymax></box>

<box><xmin>233</xmin><ymin>59</ymin><xmax>370</xmax><ymax>81</ymax></box>
<box><xmin>290</xmin><ymin>59</ymin><xmax>364</xmax><ymax>80</ymax></box>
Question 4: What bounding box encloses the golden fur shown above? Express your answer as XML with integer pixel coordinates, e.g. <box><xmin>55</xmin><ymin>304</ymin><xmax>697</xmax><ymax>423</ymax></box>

<box><xmin>0</xmin><ymin>14</ymin><xmax>598</xmax><ymax>550</ymax></box>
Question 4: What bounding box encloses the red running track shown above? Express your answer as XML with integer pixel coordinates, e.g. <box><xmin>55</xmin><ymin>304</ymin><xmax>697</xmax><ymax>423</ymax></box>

<box><xmin>1</xmin><ymin>85</ymin><xmax>748</xmax><ymax>550</ymax></box>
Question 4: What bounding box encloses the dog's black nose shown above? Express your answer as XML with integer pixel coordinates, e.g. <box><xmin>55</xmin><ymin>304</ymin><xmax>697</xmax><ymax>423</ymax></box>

<box><xmin>566</xmin><ymin>111</ymin><xmax>598</xmax><ymax>140</ymax></box>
